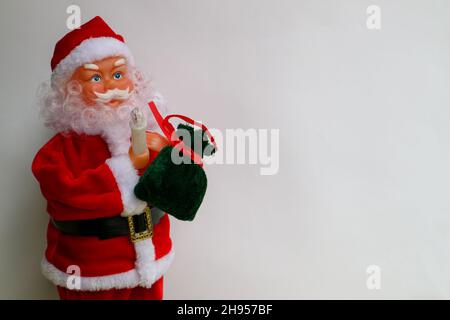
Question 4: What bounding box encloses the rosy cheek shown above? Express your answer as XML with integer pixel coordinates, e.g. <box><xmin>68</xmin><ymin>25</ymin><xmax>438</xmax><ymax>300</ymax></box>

<box><xmin>89</xmin><ymin>82</ymin><xmax>104</xmax><ymax>93</ymax></box>
<box><xmin>125</xmin><ymin>78</ymin><xmax>134</xmax><ymax>92</ymax></box>
<box><xmin>82</xmin><ymin>83</ymin><xmax>104</xmax><ymax>104</ymax></box>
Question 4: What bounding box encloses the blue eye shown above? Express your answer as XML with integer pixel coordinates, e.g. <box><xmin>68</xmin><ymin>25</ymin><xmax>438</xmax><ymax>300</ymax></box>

<box><xmin>91</xmin><ymin>75</ymin><xmax>101</xmax><ymax>82</ymax></box>
<box><xmin>113</xmin><ymin>72</ymin><xmax>123</xmax><ymax>80</ymax></box>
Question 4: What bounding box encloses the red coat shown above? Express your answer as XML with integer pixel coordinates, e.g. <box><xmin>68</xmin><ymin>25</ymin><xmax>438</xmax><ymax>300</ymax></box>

<box><xmin>32</xmin><ymin>132</ymin><xmax>173</xmax><ymax>291</ymax></box>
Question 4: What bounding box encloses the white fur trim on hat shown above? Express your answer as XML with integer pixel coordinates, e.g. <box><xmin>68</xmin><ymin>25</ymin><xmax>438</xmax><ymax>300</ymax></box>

<box><xmin>51</xmin><ymin>37</ymin><xmax>135</xmax><ymax>86</ymax></box>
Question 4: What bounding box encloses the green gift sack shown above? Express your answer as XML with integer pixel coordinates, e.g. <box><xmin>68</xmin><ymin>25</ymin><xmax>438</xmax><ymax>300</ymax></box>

<box><xmin>134</xmin><ymin>145</ymin><xmax>206</xmax><ymax>221</ymax></box>
<box><xmin>134</xmin><ymin>124</ymin><xmax>216</xmax><ymax>221</ymax></box>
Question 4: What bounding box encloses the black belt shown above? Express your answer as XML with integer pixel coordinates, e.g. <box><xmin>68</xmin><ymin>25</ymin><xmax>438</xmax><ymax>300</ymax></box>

<box><xmin>52</xmin><ymin>207</ymin><xmax>163</xmax><ymax>242</ymax></box>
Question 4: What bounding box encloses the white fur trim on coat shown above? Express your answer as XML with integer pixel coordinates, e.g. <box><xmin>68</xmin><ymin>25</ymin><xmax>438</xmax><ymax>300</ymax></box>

<box><xmin>51</xmin><ymin>37</ymin><xmax>135</xmax><ymax>86</ymax></box>
<box><xmin>106</xmin><ymin>154</ymin><xmax>147</xmax><ymax>217</ymax></box>
<box><xmin>41</xmin><ymin>250</ymin><xmax>175</xmax><ymax>291</ymax></box>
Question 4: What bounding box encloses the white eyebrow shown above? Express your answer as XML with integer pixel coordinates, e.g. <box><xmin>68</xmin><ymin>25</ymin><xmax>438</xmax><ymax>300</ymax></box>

<box><xmin>84</xmin><ymin>63</ymin><xmax>99</xmax><ymax>70</ymax></box>
<box><xmin>114</xmin><ymin>58</ymin><xmax>126</xmax><ymax>67</ymax></box>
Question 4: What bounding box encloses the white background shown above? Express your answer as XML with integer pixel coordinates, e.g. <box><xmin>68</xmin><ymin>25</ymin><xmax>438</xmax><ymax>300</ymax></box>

<box><xmin>1</xmin><ymin>0</ymin><xmax>450</xmax><ymax>299</ymax></box>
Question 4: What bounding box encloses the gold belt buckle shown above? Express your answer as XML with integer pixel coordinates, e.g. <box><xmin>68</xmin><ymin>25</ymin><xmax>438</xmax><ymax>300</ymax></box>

<box><xmin>127</xmin><ymin>207</ymin><xmax>153</xmax><ymax>243</ymax></box>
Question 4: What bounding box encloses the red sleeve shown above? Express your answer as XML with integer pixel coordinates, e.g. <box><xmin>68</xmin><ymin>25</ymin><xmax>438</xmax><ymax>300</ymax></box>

<box><xmin>31</xmin><ymin>134</ymin><xmax>123</xmax><ymax>221</ymax></box>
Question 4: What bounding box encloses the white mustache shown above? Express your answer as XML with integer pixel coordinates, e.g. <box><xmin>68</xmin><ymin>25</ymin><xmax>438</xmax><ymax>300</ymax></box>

<box><xmin>94</xmin><ymin>87</ymin><xmax>131</xmax><ymax>104</ymax></box>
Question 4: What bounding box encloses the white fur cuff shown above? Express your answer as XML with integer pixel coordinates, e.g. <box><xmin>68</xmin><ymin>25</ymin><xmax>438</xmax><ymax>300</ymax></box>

<box><xmin>106</xmin><ymin>154</ymin><xmax>147</xmax><ymax>217</ymax></box>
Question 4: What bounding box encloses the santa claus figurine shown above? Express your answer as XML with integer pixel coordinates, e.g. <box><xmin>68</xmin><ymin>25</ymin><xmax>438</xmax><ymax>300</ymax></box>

<box><xmin>31</xmin><ymin>16</ymin><xmax>193</xmax><ymax>300</ymax></box>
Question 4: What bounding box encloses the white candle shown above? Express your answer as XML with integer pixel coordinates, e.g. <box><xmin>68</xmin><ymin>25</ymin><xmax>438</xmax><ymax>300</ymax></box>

<box><xmin>130</xmin><ymin>107</ymin><xmax>148</xmax><ymax>156</ymax></box>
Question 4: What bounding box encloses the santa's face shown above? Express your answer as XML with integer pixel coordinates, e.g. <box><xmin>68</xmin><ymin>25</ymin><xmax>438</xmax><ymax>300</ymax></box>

<box><xmin>70</xmin><ymin>55</ymin><xmax>134</xmax><ymax>108</ymax></box>
<box><xmin>38</xmin><ymin>54</ymin><xmax>157</xmax><ymax>137</ymax></box>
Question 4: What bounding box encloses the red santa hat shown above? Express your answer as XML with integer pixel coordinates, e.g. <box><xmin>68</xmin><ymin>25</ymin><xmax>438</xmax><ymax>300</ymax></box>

<box><xmin>50</xmin><ymin>16</ymin><xmax>134</xmax><ymax>86</ymax></box>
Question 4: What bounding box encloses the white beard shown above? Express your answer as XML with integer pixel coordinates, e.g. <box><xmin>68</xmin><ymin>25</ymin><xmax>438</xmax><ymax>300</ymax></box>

<box><xmin>97</xmin><ymin>105</ymin><xmax>134</xmax><ymax>156</ymax></box>
<box><xmin>77</xmin><ymin>96</ymin><xmax>153</xmax><ymax>156</ymax></box>
<box><xmin>45</xmin><ymin>86</ymin><xmax>152</xmax><ymax>156</ymax></box>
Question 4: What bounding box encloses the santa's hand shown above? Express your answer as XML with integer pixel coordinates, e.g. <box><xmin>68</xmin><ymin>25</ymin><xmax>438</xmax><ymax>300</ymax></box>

<box><xmin>128</xmin><ymin>147</ymin><xmax>149</xmax><ymax>170</ymax></box>
<box><xmin>146</xmin><ymin>132</ymin><xmax>170</xmax><ymax>152</ymax></box>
